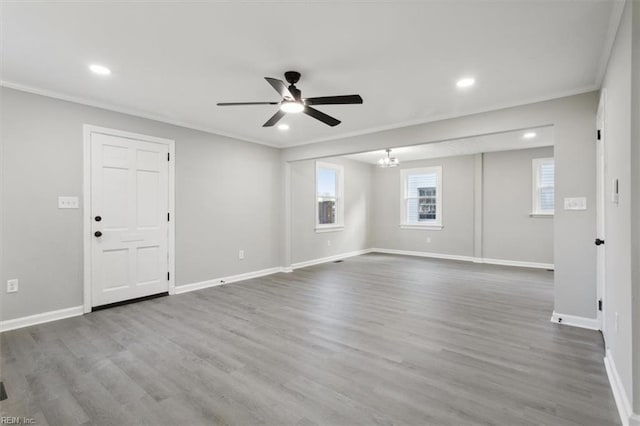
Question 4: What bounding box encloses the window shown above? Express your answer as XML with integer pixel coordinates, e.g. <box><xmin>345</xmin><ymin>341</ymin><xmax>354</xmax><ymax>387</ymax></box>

<box><xmin>316</xmin><ymin>161</ymin><xmax>344</xmax><ymax>231</ymax></box>
<box><xmin>532</xmin><ymin>158</ymin><xmax>555</xmax><ymax>216</ymax></box>
<box><xmin>400</xmin><ymin>166</ymin><xmax>443</xmax><ymax>229</ymax></box>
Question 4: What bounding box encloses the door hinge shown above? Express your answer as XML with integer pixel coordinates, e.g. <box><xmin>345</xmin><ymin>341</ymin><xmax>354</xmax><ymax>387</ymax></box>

<box><xmin>598</xmin><ymin>299</ymin><xmax>602</xmax><ymax>311</ymax></box>
<box><xmin>597</xmin><ymin>129</ymin><xmax>601</xmax><ymax>141</ymax></box>
<box><xmin>167</xmin><ymin>152</ymin><xmax>170</xmax><ymax>161</ymax></box>
<box><xmin>167</xmin><ymin>212</ymin><xmax>170</xmax><ymax>222</ymax></box>
<box><xmin>167</xmin><ymin>272</ymin><xmax>170</xmax><ymax>281</ymax></box>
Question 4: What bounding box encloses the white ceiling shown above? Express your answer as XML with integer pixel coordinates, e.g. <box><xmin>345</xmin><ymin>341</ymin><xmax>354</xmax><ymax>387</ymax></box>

<box><xmin>343</xmin><ymin>126</ymin><xmax>553</xmax><ymax>164</ymax></box>
<box><xmin>1</xmin><ymin>1</ymin><xmax>622</xmax><ymax>148</ymax></box>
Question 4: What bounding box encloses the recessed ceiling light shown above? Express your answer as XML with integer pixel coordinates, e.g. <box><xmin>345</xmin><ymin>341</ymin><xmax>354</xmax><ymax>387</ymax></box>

<box><xmin>523</xmin><ymin>132</ymin><xmax>537</xmax><ymax>139</ymax></box>
<box><xmin>277</xmin><ymin>124</ymin><xmax>290</xmax><ymax>131</ymax></box>
<box><xmin>89</xmin><ymin>64</ymin><xmax>111</xmax><ymax>76</ymax></box>
<box><xmin>456</xmin><ymin>77</ymin><xmax>475</xmax><ymax>88</ymax></box>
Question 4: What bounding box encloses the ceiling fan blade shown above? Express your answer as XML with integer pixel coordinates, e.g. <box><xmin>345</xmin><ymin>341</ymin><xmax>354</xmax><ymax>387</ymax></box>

<box><xmin>265</xmin><ymin>77</ymin><xmax>295</xmax><ymax>100</ymax></box>
<box><xmin>304</xmin><ymin>95</ymin><xmax>363</xmax><ymax>105</ymax></box>
<box><xmin>263</xmin><ymin>109</ymin><xmax>286</xmax><ymax>127</ymax></box>
<box><xmin>217</xmin><ymin>102</ymin><xmax>279</xmax><ymax>106</ymax></box>
<box><xmin>304</xmin><ymin>106</ymin><xmax>341</xmax><ymax>127</ymax></box>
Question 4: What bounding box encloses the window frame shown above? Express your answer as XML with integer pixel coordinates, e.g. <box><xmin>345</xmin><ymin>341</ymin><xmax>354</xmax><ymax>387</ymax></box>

<box><xmin>531</xmin><ymin>157</ymin><xmax>555</xmax><ymax>217</ymax></box>
<box><xmin>315</xmin><ymin>161</ymin><xmax>344</xmax><ymax>232</ymax></box>
<box><xmin>400</xmin><ymin>166</ymin><xmax>443</xmax><ymax>230</ymax></box>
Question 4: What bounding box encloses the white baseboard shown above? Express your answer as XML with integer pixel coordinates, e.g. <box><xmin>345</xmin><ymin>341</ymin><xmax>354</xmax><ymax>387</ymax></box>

<box><xmin>371</xmin><ymin>248</ymin><xmax>475</xmax><ymax>263</ymax></box>
<box><xmin>0</xmin><ymin>305</ymin><xmax>84</xmax><ymax>333</ymax></box>
<box><xmin>174</xmin><ymin>266</ymin><xmax>284</xmax><ymax>295</ymax></box>
<box><xmin>550</xmin><ymin>311</ymin><xmax>600</xmax><ymax>330</ymax></box>
<box><xmin>291</xmin><ymin>249</ymin><xmax>373</xmax><ymax>269</ymax></box>
<box><xmin>370</xmin><ymin>248</ymin><xmax>553</xmax><ymax>270</ymax></box>
<box><xmin>604</xmin><ymin>350</ymin><xmax>634</xmax><ymax>426</ymax></box>
<box><xmin>479</xmin><ymin>257</ymin><xmax>554</xmax><ymax>270</ymax></box>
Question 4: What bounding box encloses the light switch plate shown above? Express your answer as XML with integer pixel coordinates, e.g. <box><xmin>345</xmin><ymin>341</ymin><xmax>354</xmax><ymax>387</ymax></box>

<box><xmin>563</xmin><ymin>197</ymin><xmax>587</xmax><ymax>210</ymax></box>
<box><xmin>58</xmin><ymin>196</ymin><xmax>79</xmax><ymax>209</ymax></box>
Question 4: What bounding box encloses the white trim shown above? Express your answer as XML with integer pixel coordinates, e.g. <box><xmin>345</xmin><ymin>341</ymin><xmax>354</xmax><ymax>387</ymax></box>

<box><xmin>315</xmin><ymin>226</ymin><xmax>344</xmax><ymax>233</ymax></box>
<box><xmin>1</xmin><ymin>81</ymin><xmax>276</xmax><ymax>148</ymax></box>
<box><xmin>604</xmin><ymin>350</ymin><xmax>633</xmax><ymax>426</ymax></box>
<box><xmin>400</xmin><ymin>166</ymin><xmax>443</xmax><ymax>228</ymax></box>
<box><xmin>372</xmin><ymin>248</ymin><xmax>475</xmax><ymax>263</ymax></box>
<box><xmin>480</xmin><ymin>257</ymin><xmax>553</xmax><ymax>270</ymax></box>
<box><xmin>0</xmin><ymin>306</ymin><xmax>83</xmax><ymax>333</ymax></box>
<box><xmin>83</xmin><ymin>125</ymin><xmax>176</xmax><ymax>312</ymax></box>
<box><xmin>291</xmin><ymin>249</ymin><xmax>373</xmax><ymax>269</ymax></box>
<box><xmin>399</xmin><ymin>224</ymin><xmax>444</xmax><ymax>230</ymax></box>
<box><xmin>173</xmin><ymin>267</ymin><xmax>284</xmax><ymax>295</ymax></box>
<box><xmin>529</xmin><ymin>213</ymin><xmax>553</xmax><ymax>218</ymax></box>
<box><xmin>315</xmin><ymin>161</ymin><xmax>344</xmax><ymax>228</ymax></box>
<box><xmin>371</xmin><ymin>248</ymin><xmax>553</xmax><ymax>270</ymax></box>
<box><xmin>550</xmin><ymin>311</ymin><xmax>600</xmax><ymax>330</ymax></box>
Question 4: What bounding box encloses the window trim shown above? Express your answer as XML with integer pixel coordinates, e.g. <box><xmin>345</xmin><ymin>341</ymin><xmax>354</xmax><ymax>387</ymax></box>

<box><xmin>315</xmin><ymin>161</ymin><xmax>344</xmax><ymax>232</ymax></box>
<box><xmin>400</xmin><ymin>166</ymin><xmax>443</xmax><ymax>229</ymax></box>
<box><xmin>531</xmin><ymin>157</ymin><xmax>555</xmax><ymax>216</ymax></box>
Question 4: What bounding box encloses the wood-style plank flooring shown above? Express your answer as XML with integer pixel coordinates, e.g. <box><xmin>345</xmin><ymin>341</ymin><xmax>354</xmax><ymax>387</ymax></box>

<box><xmin>1</xmin><ymin>254</ymin><xmax>620</xmax><ymax>425</ymax></box>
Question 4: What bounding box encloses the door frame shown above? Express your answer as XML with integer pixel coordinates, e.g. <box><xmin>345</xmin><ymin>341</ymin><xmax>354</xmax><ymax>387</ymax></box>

<box><xmin>82</xmin><ymin>125</ymin><xmax>175</xmax><ymax>313</ymax></box>
<box><xmin>596</xmin><ymin>90</ymin><xmax>606</xmax><ymax>333</ymax></box>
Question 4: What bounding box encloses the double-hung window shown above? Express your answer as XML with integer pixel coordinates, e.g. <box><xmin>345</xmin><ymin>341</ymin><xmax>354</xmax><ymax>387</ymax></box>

<box><xmin>316</xmin><ymin>161</ymin><xmax>344</xmax><ymax>231</ymax></box>
<box><xmin>531</xmin><ymin>158</ymin><xmax>555</xmax><ymax>216</ymax></box>
<box><xmin>400</xmin><ymin>166</ymin><xmax>443</xmax><ymax>229</ymax></box>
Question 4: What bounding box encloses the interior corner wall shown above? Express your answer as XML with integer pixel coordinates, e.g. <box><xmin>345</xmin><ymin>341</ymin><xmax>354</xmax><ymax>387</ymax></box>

<box><xmin>290</xmin><ymin>157</ymin><xmax>373</xmax><ymax>264</ymax></box>
<box><xmin>600</xmin><ymin>0</ymin><xmax>634</xmax><ymax>410</ymax></box>
<box><xmin>0</xmin><ymin>87</ymin><xmax>283</xmax><ymax>321</ymax></box>
<box><xmin>482</xmin><ymin>146</ymin><xmax>554</xmax><ymax>264</ymax></box>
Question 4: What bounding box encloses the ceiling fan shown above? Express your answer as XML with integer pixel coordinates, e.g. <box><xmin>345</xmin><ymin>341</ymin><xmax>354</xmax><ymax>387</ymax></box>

<box><xmin>217</xmin><ymin>71</ymin><xmax>363</xmax><ymax>127</ymax></box>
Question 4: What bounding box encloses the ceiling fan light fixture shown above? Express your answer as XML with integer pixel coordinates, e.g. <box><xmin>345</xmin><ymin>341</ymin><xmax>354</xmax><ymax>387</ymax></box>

<box><xmin>378</xmin><ymin>149</ymin><xmax>399</xmax><ymax>168</ymax></box>
<box><xmin>280</xmin><ymin>101</ymin><xmax>304</xmax><ymax>114</ymax></box>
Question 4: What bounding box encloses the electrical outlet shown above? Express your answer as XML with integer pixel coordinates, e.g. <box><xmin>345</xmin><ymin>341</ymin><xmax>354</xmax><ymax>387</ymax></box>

<box><xmin>58</xmin><ymin>196</ymin><xmax>79</xmax><ymax>209</ymax></box>
<box><xmin>238</xmin><ymin>250</ymin><xmax>245</xmax><ymax>260</ymax></box>
<box><xmin>327</xmin><ymin>240</ymin><xmax>331</xmax><ymax>247</ymax></box>
<box><xmin>7</xmin><ymin>279</ymin><xmax>18</xmax><ymax>293</ymax></box>
<box><xmin>427</xmin><ymin>237</ymin><xmax>431</xmax><ymax>243</ymax></box>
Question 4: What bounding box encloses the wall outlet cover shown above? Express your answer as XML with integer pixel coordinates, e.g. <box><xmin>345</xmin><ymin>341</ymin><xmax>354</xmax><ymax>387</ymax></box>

<box><xmin>563</xmin><ymin>197</ymin><xmax>587</xmax><ymax>210</ymax></box>
<box><xmin>58</xmin><ymin>196</ymin><xmax>79</xmax><ymax>209</ymax></box>
<box><xmin>7</xmin><ymin>279</ymin><xmax>18</xmax><ymax>293</ymax></box>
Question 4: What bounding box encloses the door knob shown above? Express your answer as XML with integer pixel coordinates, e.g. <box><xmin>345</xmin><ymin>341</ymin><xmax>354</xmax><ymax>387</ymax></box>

<box><xmin>94</xmin><ymin>231</ymin><xmax>103</xmax><ymax>238</ymax></box>
<box><xmin>95</xmin><ymin>216</ymin><xmax>102</xmax><ymax>222</ymax></box>
<box><xmin>595</xmin><ymin>238</ymin><xmax>605</xmax><ymax>246</ymax></box>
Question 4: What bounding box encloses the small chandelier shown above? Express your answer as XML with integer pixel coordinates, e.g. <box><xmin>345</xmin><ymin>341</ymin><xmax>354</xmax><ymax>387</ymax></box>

<box><xmin>378</xmin><ymin>149</ymin><xmax>399</xmax><ymax>168</ymax></box>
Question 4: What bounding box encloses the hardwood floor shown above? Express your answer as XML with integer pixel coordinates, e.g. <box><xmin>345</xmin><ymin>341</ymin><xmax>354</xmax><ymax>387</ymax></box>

<box><xmin>1</xmin><ymin>253</ymin><xmax>620</xmax><ymax>425</ymax></box>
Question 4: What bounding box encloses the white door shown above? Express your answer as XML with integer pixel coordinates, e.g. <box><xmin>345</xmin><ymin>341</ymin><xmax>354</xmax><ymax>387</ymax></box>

<box><xmin>90</xmin><ymin>132</ymin><xmax>170</xmax><ymax>307</ymax></box>
<box><xmin>596</xmin><ymin>91</ymin><xmax>606</xmax><ymax>333</ymax></box>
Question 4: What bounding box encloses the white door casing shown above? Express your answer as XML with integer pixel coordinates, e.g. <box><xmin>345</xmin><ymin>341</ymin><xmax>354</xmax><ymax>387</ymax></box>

<box><xmin>84</xmin><ymin>126</ymin><xmax>175</xmax><ymax>311</ymax></box>
<box><xmin>596</xmin><ymin>90</ymin><xmax>606</xmax><ymax>335</ymax></box>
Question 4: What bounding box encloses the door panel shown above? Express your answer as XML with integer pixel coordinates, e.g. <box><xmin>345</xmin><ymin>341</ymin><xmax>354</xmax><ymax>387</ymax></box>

<box><xmin>91</xmin><ymin>133</ymin><xmax>169</xmax><ymax>307</ymax></box>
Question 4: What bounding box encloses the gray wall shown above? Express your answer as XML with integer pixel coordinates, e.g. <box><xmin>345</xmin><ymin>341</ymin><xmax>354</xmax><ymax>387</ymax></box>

<box><xmin>290</xmin><ymin>157</ymin><xmax>372</xmax><ymax>264</ymax></box>
<box><xmin>1</xmin><ymin>87</ymin><xmax>283</xmax><ymax>321</ymax></box>
<box><xmin>483</xmin><ymin>147</ymin><xmax>554</xmax><ymax>264</ymax></box>
<box><xmin>282</xmin><ymin>92</ymin><xmax>598</xmax><ymax>321</ymax></box>
<box><xmin>600</xmin><ymin>0</ymin><xmax>634</xmax><ymax>413</ymax></box>
<box><xmin>369</xmin><ymin>147</ymin><xmax>554</xmax><ymax>265</ymax></box>
<box><xmin>632</xmin><ymin>0</ymin><xmax>640</xmax><ymax>414</ymax></box>
<box><xmin>371</xmin><ymin>155</ymin><xmax>475</xmax><ymax>256</ymax></box>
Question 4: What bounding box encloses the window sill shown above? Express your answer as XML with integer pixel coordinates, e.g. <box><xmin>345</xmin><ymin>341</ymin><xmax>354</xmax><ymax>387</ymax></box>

<box><xmin>399</xmin><ymin>224</ymin><xmax>444</xmax><ymax>230</ymax></box>
<box><xmin>315</xmin><ymin>226</ymin><xmax>344</xmax><ymax>233</ymax></box>
<box><xmin>529</xmin><ymin>213</ymin><xmax>554</xmax><ymax>218</ymax></box>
